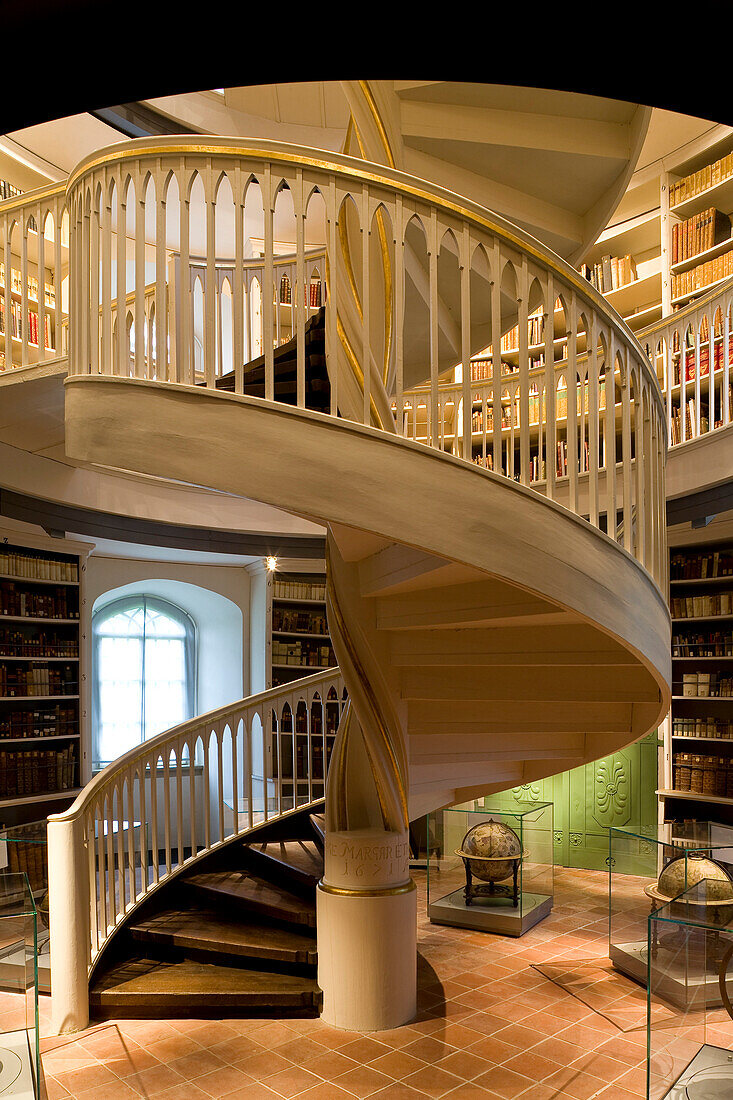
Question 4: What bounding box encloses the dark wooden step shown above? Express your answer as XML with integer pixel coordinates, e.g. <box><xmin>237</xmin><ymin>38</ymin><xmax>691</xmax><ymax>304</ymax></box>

<box><xmin>185</xmin><ymin>871</ymin><xmax>316</xmax><ymax>928</ymax></box>
<box><xmin>128</xmin><ymin>907</ymin><xmax>317</xmax><ymax>966</ymax></box>
<box><xmin>90</xmin><ymin>956</ymin><xmax>320</xmax><ymax>1015</ymax></box>
<box><xmin>310</xmin><ymin>814</ymin><xmax>325</xmax><ymax>849</ymax></box>
<box><xmin>242</xmin><ymin>839</ymin><xmax>323</xmax><ymax>891</ymax></box>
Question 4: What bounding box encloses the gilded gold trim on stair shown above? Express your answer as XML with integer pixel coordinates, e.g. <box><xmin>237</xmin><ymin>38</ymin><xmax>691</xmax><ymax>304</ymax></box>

<box><xmin>336</xmin><ymin>314</ymin><xmax>385</xmax><ymax>431</ymax></box>
<box><xmin>0</xmin><ymin>182</ymin><xmax>66</xmax><ymax>215</ymax></box>
<box><xmin>324</xmin><ymin>542</ymin><xmax>408</xmax><ymax>834</ymax></box>
<box><xmin>317</xmin><ymin>880</ymin><xmax>415</xmax><ymax>898</ymax></box>
<box><xmin>338</xmin><ymin>214</ymin><xmax>363</xmax><ymax>323</ymax></box>
<box><xmin>357</xmin><ymin>81</ymin><xmax>396</xmax><ymax>170</ymax></box>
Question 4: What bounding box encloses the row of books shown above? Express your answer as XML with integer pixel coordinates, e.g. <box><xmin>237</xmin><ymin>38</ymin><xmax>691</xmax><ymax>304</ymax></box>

<box><xmin>0</xmin><ymin>663</ymin><xmax>77</xmax><ymax>698</ymax></box>
<box><xmin>672</xmin><ymin>631</ymin><xmax>733</xmax><ymax>657</ymax></box>
<box><xmin>472</xmin><ymin>453</ymin><xmax>494</xmax><ymax>471</ymax></box>
<box><xmin>273</xmin><ymin>580</ymin><xmax>326</xmax><ymax>602</ymax></box>
<box><xmin>0</xmin><ymin>584</ymin><xmax>78</xmax><ymax>620</ymax></box>
<box><xmin>670</xmin><ymin>153</ymin><xmax>733</xmax><ymax>208</ymax></box>
<box><xmin>673</xmin><ymin>752</ymin><xmax>733</xmax><ymax>797</ymax></box>
<box><xmin>0</xmin><ymin>299</ymin><xmax>52</xmax><ymax>347</ymax></box>
<box><xmin>671</xmin><ymin>250</ymin><xmax>733</xmax><ymax>300</ymax></box>
<box><xmin>0</xmin><ymin>747</ymin><xmax>76</xmax><ymax>798</ymax></box>
<box><xmin>6</xmin><ymin>837</ymin><xmax>47</xmax><ymax>894</ymax></box>
<box><xmin>669</xmin><ymin>399</ymin><xmax>708</xmax><ymax>444</ymax></box>
<box><xmin>671</xmin><ymin>592</ymin><xmax>733</xmax><ymax>619</ymax></box>
<box><xmin>278</xmin><ymin>274</ymin><xmax>323</xmax><ymax>308</ymax></box>
<box><xmin>680</xmin><ymin>672</ymin><xmax>733</xmax><ymax>697</ymax></box>
<box><xmin>272</xmin><ymin>609</ymin><xmax>329</xmax><ymax>635</ymax></box>
<box><xmin>0</xmin><ymin>705</ymin><xmax>76</xmax><ymax>740</ymax></box>
<box><xmin>0</xmin><ymin>265</ymin><xmax>55</xmax><ymax>307</ymax></box>
<box><xmin>0</xmin><ymin>549</ymin><xmax>78</xmax><ymax>583</ymax></box>
<box><xmin>500</xmin><ymin>309</ymin><xmax>548</xmax><ymax>354</ymax></box>
<box><xmin>672</xmin><ymin>208</ymin><xmax>731</xmax><ymax>265</ymax></box>
<box><xmin>674</xmin><ymin>717</ymin><xmax>733</xmax><ymax>739</ymax></box>
<box><xmin>272</xmin><ymin>640</ymin><xmax>335</xmax><ymax>667</ymax></box>
<box><xmin>0</xmin><ymin>630</ymin><xmax>78</xmax><ymax>658</ymax></box>
<box><xmin>468</xmin><ymin>358</ymin><xmax>514</xmax><ymax>382</ymax></box>
<box><xmin>671</xmin><ymin>551</ymin><xmax>733</xmax><ymax>580</ymax></box>
<box><xmin>672</xmin><ymin>334</ymin><xmax>733</xmax><ymax>385</ymax></box>
<box><xmin>579</xmin><ymin>254</ymin><xmax>637</xmax><ymax>294</ymax></box>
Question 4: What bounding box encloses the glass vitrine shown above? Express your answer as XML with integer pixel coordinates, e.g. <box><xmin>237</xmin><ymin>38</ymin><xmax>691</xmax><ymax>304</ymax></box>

<box><xmin>427</xmin><ymin>800</ymin><xmax>554</xmax><ymax>936</ymax></box>
<box><xmin>609</xmin><ymin>821</ymin><xmax>733</xmax><ymax>1004</ymax></box>
<box><xmin>0</xmin><ymin>872</ymin><xmax>39</xmax><ymax>1098</ymax></box>
<box><xmin>647</xmin><ymin>879</ymin><xmax>733</xmax><ymax>1099</ymax></box>
<box><xmin>0</xmin><ymin>824</ymin><xmax>48</xmax><ymax>994</ymax></box>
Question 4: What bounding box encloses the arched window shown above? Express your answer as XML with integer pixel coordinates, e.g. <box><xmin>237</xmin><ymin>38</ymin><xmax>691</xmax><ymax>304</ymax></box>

<box><xmin>92</xmin><ymin>595</ymin><xmax>196</xmax><ymax>768</ymax></box>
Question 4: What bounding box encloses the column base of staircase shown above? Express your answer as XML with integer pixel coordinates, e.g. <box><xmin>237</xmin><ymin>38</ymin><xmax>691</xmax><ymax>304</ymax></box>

<box><xmin>316</xmin><ymin>880</ymin><xmax>417</xmax><ymax>1031</ymax></box>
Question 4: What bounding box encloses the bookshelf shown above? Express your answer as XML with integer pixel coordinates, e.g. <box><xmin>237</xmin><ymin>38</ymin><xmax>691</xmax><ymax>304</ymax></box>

<box><xmin>661</xmin><ymin>539</ymin><xmax>733</xmax><ymax>826</ymax></box>
<box><xmin>0</xmin><ymin>530</ymin><xmax>92</xmax><ymax>827</ymax></box>
<box><xmin>266</xmin><ymin>565</ymin><xmax>338</xmax><ymax>804</ymax></box>
<box><xmin>0</xmin><ymin>224</ymin><xmax>64</xmax><ymax>373</ymax></box>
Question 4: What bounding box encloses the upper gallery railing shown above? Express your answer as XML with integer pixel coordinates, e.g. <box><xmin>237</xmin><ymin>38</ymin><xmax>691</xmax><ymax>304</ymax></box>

<box><xmin>47</xmin><ymin>668</ymin><xmax>345</xmax><ymax>1030</ymax></box>
<box><xmin>638</xmin><ymin>275</ymin><xmax>733</xmax><ymax>448</ymax></box>
<box><xmin>0</xmin><ymin>182</ymin><xmax>68</xmax><ymax>372</ymax></box>
<box><xmin>62</xmin><ymin>136</ymin><xmax>667</xmax><ymax>591</ymax></box>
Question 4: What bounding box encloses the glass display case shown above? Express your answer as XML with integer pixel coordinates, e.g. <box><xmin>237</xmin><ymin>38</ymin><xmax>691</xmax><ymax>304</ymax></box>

<box><xmin>0</xmin><ymin>824</ymin><xmax>47</xmax><ymax>994</ymax></box>
<box><xmin>0</xmin><ymin>872</ymin><xmax>39</xmax><ymax>1098</ymax></box>
<box><xmin>647</xmin><ymin>880</ymin><xmax>733</xmax><ymax>1100</ymax></box>
<box><xmin>609</xmin><ymin>821</ymin><xmax>733</xmax><ymax>1004</ymax></box>
<box><xmin>427</xmin><ymin>800</ymin><xmax>554</xmax><ymax>936</ymax></box>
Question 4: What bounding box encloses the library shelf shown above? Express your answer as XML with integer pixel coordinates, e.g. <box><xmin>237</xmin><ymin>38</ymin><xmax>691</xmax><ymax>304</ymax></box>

<box><xmin>602</xmin><ymin>268</ymin><xmax>661</xmax><ymax>318</ymax></box>
<box><xmin>0</xmin><ymin>735</ymin><xmax>81</xmax><ymax>745</ymax></box>
<box><xmin>0</xmin><ymin>575</ymin><xmax>78</xmax><ymax>587</ymax></box>
<box><xmin>658</xmin><ymin>789</ymin><xmax>733</xmax><ymax>806</ymax></box>
<box><xmin>672</xmin><ymin>696</ymin><xmax>733</xmax><ymax>702</ymax></box>
<box><xmin>0</xmin><ymin>656</ymin><xmax>79</xmax><ymax>662</ymax></box>
<box><xmin>272</xmin><ymin>630</ymin><xmax>331</xmax><ymax>640</ymax></box>
<box><xmin>671</xmin><ymin>175</ymin><xmax>733</xmax><ymax>221</ymax></box>
<box><xmin>0</xmin><ymin>789</ymin><xmax>82</xmax><ymax>809</ymax></box>
<box><xmin>671</xmin><ymin>236</ymin><xmax>733</xmax><ymax>276</ymax></box>
<box><xmin>0</xmin><ymin>696</ymin><xmax>79</xmax><ymax>703</ymax></box>
<box><xmin>0</xmin><ymin>617</ymin><xmax>78</xmax><ymax>625</ymax></box>
<box><xmin>272</xmin><ymin>596</ymin><xmax>327</xmax><ymax>607</ymax></box>
<box><xmin>670</xmin><ymin>576</ymin><xmax>733</xmax><ymax>586</ymax></box>
<box><xmin>672</xmin><ymin>615</ymin><xmax>733</xmax><ymax>624</ymax></box>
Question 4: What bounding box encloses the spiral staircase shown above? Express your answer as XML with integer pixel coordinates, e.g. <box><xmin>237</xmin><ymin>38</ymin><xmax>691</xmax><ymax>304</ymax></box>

<box><xmin>0</xmin><ymin>89</ymin><xmax>665</xmax><ymax>1030</ymax></box>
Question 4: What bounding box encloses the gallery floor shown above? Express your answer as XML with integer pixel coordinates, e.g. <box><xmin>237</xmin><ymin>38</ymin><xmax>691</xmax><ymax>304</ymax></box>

<box><xmin>35</xmin><ymin>868</ymin><xmax>678</xmax><ymax>1099</ymax></box>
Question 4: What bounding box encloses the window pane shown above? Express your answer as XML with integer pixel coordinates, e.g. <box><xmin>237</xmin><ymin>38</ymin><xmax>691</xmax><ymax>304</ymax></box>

<box><xmin>97</xmin><ymin>636</ymin><xmax>143</xmax><ymax>765</ymax></box>
<box><xmin>143</xmin><ymin>637</ymin><xmax>187</xmax><ymax>739</ymax></box>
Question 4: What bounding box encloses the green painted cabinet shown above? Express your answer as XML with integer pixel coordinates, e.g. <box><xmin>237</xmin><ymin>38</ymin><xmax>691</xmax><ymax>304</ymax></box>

<box><xmin>490</xmin><ymin>730</ymin><xmax>660</xmax><ymax>876</ymax></box>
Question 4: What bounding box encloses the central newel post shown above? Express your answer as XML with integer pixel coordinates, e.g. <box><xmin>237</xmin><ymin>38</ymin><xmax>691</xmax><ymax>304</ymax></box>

<box><xmin>317</xmin><ymin>536</ymin><xmax>416</xmax><ymax>1031</ymax></box>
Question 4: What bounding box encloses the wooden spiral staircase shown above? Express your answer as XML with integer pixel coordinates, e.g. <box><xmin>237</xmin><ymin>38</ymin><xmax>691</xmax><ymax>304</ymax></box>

<box><xmin>49</xmin><ymin>134</ymin><xmax>672</xmax><ymax>1031</ymax></box>
<box><xmin>90</xmin><ymin>810</ymin><xmax>326</xmax><ymax>1018</ymax></box>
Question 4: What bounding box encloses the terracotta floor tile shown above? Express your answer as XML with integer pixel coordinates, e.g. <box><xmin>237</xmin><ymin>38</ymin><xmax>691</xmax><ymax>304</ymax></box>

<box><xmin>338</xmin><ymin>1037</ymin><xmax>392</xmax><ymax>1064</ymax></box>
<box><xmin>400</xmin><ymin>1064</ymin><xmax>464</xmax><ymax>1098</ymax></box>
<box><xmin>264</xmin><ymin>1064</ymin><xmax>323</xmax><ymax>1098</ymax></box>
<box><xmin>472</xmin><ymin>1065</ymin><xmax>535</xmax><ymax>1098</ymax></box>
<box><xmin>435</xmin><ymin>1048</ymin><xmax>495</xmax><ymax>1080</ymax></box>
<box><xmin>331</xmin><ymin>1064</ymin><xmax>394</xmax><ymax>1097</ymax></box>
<box><xmin>367</xmin><ymin>1048</ymin><xmax>425</xmax><ymax>1080</ymax></box>
<box><xmin>168</xmin><ymin>1047</ymin><xmax>228</xmax><ymax>1080</ymax></box>
<box><xmin>233</xmin><ymin>1050</ymin><xmax>294</xmax><ymax>1081</ymax></box>
<box><xmin>306</xmin><ymin>1049</ymin><xmax>361</xmax><ymax>1081</ymax></box>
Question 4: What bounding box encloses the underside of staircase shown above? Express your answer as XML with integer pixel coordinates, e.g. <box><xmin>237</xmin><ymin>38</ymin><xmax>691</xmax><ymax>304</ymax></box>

<box><xmin>89</xmin><ymin>807</ymin><xmax>326</xmax><ymax>1019</ymax></box>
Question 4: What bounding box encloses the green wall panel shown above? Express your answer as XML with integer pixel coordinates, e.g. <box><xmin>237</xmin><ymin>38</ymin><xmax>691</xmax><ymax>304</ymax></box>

<box><xmin>490</xmin><ymin>731</ymin><xmax>660</xmax><ymax>876</ymax></box>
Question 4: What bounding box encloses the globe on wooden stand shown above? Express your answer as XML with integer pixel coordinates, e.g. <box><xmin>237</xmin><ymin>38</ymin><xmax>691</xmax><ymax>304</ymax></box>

<box><xmin>645</xmin><ymin>854</ymin><xmax>733</xmax><ymax>965</ymax></box>
<box><xmin>455</xmin><ymin>820</ymin><xmax>523</xmax><ymax>908</ymax></box>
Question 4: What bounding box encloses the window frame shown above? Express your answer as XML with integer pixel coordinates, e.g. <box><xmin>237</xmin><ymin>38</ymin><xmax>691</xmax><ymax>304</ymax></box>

<box><xmin>91</xmin><ymin>593</ymin><xmax>197</xmax><ymax>770</ymax></box>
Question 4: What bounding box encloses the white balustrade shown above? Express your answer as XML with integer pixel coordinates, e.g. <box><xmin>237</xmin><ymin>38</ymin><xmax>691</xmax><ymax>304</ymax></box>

<box><xmin>63</xmin><ymin>136</ymin><xmax>668</xmax><ymax>592</ymax></box>
<box><xmin>0</xmin><ymin>183</ymin><xmax>68</xmax><ymax>373</ymax></box>
<box><xmin>638</xmin><ymin>275</ymin><xmax>733</xmax><ymax>449</ymax></box>
<box><xmin>47</xmin><ymin>668</ymin><xmax>345</xmax><ymax>1030</ymax></box>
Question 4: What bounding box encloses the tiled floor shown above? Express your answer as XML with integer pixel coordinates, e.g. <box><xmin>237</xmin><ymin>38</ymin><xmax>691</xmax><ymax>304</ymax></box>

<box><xmin>38</xmin><ymin>868</ymin><xmax>654</xmax><ymax>1099</ymax></box>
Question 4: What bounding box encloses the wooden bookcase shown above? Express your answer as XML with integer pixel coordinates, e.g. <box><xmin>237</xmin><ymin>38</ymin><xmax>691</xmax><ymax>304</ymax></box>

<box><xmin>265</xmin><ymin>564</ymin><xmax>339</xmax><ymax>805</ymax></box>
<box><xmin>658</xmin><ymin>537</ymin><xmax>733</xmax><ymax>826</ymax></box>
<box><xmin>0</xmin><ymin>528</ymin><xmax>92</xmax><ymax>827</ymax></box>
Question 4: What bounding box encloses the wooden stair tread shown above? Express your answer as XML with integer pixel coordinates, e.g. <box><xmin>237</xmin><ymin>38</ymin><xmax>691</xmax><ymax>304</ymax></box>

<box><xmin>309</xmin><ymin>814</ymin><xmax>325</xmax><ymax>847</ymax></box>
<box><xmin>129</xmin><ymin>907</ymin><xmax>316</xmax><ymax>965</ymax></box>
<box><xmin>185</xmin><ymin>871</ymin><xmax>316</xmax><ymax>927</ymax></box>
<box><xmin>91</xmin><ymin>956</ymin><xmax>320</xmax><ymax>1006</ymax></box>
<box><xmin>244</xmin><ymin>839</ymin><xmax>323</xmax><ymax>887</ymax></box>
